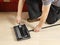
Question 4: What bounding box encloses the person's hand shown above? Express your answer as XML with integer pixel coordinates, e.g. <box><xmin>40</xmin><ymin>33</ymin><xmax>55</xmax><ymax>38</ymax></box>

<box><xmin>16</xmin><ymin>15</ymin><xmax>21</xmax><ymax>24</ymax></box>
<box><xmin>34</xmin><ymin>25</ymin><xmax>41</xmax><ymax>32</ymax></box>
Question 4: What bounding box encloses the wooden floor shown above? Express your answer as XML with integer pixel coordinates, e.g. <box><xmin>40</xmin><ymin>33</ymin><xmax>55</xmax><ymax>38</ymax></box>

<box><xmin>0</xmin><ymin>12</ymin><xmax>60</xmax><ymax>45</ymax></box>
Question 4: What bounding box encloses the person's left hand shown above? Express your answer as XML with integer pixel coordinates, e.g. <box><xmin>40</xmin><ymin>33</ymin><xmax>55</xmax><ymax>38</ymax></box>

<box><xmin>34</xmin><ymin>25</ymin><xmax>41</xmax><ymax>32</ymax></box>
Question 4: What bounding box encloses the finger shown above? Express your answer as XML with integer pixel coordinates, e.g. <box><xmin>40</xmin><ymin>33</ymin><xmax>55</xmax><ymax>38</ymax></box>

<box><xmin>34</xmin><ymin>30</ymin><xmax>39</xmax><ymax>32</ymax></box>
<box><xmin>16</xmin><ymin>19</ymin><xmax>20</xmax><ymax>24</ymax></box>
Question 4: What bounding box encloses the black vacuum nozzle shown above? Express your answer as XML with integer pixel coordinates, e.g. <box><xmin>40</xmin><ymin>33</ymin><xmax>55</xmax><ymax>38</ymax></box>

<box><xmin>13</xmin><ymin>24</ymin><xmax>31</xmax><ymax>41</ymax></box>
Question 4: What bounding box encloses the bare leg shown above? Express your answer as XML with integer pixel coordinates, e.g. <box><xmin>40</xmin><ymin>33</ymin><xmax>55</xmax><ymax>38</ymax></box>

<box><xmin>16</xmin><ymin>0</ymin><xmax>25</xmax><ymax>24</ymax></box>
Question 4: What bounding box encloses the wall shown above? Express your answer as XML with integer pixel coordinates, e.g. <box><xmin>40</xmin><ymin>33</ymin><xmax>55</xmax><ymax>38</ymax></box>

<box><xmin>0</xmin><ymin>0</ymin><xmax>28</xmax><ymax>12</ymax></box>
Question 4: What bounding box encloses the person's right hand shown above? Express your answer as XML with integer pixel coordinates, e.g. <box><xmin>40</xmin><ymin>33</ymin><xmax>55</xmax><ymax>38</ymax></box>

<box><xmin>16</xmin><ymin>15</ymin><xmax>21</xmax><ymax>24</ymax></box>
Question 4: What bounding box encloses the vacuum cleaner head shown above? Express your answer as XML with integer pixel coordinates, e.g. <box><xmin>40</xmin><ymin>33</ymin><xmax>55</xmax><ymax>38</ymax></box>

<box><xmin>13</xmin><ymin>23</ymin><xmax>60</xmax><ymax>41</ymax></box>
<box><xmin>13</xmin><ymin>24</ymin><xmax>31</xmax><ymax>41</ymax></box>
